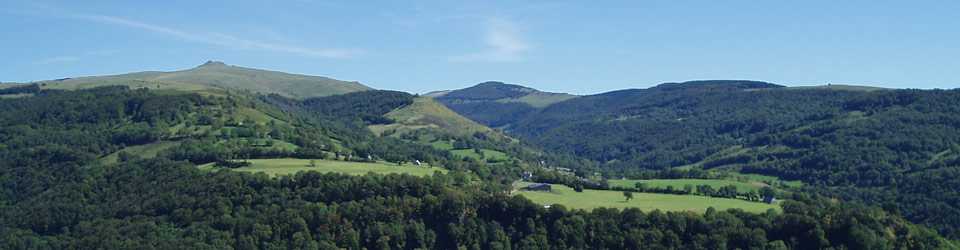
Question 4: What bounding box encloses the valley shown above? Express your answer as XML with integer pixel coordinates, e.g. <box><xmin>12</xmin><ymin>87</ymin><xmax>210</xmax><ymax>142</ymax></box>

<box><xmin>1</xmin><ymin>63</ymin><xmax>957</xmax><ymax>249</ymax></box>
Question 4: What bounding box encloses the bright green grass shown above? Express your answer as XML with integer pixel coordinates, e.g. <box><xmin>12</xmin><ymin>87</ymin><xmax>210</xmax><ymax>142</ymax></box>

<box><xmin>514</xmin><ymin>182</ymin><xmax>779</xmax><ymax>213</ymax></box>
<box><xmin>371</xmin><ymin>98</ymin><xmax>498</xmax><ymax>138</ymax></box>
<box><xmin>197</xmin><ymin>158</ymin><xmax>447</xmax><ymax>176</ymax></box>
<box><xmin>610</xmin><ymin>179</ymin><xmax>772</xmax><ymax>193</ymax></box>
<box><xmin>726</xmin><ymin>173</ymin><xmax>804</xmax><ymax>187</ymax></box>
<box><xmin>480</xmin><ymin>149</ymin><xmax>508</xmax><ymax>160</ymax></box>
<box><xmin>101</xmin><ymin>141</ymin><xmax>183</xmax><ymax>164</ymax></box>
<box><xmin>428</xmin><ymin>140</ymin><xmax>455</xmax><ymax>150</ymax></box>
<box><xmin>451</xmin><ymin>149</ymin><xmax>508</xmax><ymax>161</ymax></box>
<box><xmin>427</xmin><ymin>141</ymin><xmax>508</xmax><ymax>161</ymax></box>
<box><xmin>232</xmin><ymin>108</ymin><xmax>282</xmax><ymax>124</ymax></box>
<box><xmin>451</xmin><ymin>149</ymin><xmax>482</xmax><ymax>160</ymax></box>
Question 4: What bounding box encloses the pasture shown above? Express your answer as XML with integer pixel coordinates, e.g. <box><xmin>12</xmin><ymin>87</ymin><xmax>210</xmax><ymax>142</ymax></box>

<box><xmin>451</xmin><ymin>148</ymin><xmax>508</xmax><ymax>161</ymax></box>
<box><xmin>101</xmin><ymin>140</ymin><xmax>183</xmax><ymax>164</ymax></box>
<box><xmin>514</xmin><ymin>182</ymin><xmax>779</xmax><ymax>213</ymax></box>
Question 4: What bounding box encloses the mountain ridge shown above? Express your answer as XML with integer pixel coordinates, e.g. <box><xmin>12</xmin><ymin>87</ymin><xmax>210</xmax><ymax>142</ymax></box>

<box><xmin>14</xmin><ymin>61</ymin><xmax>372</xmax><ymax>99</ymax></box>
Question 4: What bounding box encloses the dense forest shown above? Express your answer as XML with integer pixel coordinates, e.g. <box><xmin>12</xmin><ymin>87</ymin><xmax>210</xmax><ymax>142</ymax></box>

<box><xmin>438</xmin><ymin>80</ymin><xmax>960</xmax><ymax>240</ymax></box>
<box><xmin>3</xmin><ymin>157</ymin><xmax>953</xmax><ymax>249</ymax></box>
<box><xmin>2</xmin><ymin>86</ymin><xmax>955</xmax><ymax>248</ymax></box>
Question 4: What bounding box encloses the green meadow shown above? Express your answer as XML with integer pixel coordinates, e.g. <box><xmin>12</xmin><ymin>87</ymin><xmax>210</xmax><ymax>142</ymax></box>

<box><xmin>514</xmin><ymin>182</ymin><xmax>779</xmax><ymax>213</ymax></box>
<box><xmin>101</xmin><ymin>140</ymin><xmax>183</xmax><ymax>164</ymax></box>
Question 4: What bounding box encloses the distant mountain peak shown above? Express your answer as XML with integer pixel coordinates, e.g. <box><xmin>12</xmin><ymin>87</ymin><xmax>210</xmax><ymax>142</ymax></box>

<box><xmin>199</xmin><ymin>61</ymin><xmax>228</xmax><ymax>67</ymax></box>
<box><xmin>432</xmin><ymin>81</ymin><xmax>579</xmax><ymax>111</ymax></box>
<box><xmin>34</xmin><ymin>61</ymin><xmax>371</xmax><ymax>99</ymax></box>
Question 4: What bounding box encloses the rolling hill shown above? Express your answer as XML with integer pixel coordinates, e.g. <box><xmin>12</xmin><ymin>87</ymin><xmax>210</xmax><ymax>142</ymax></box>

<box><xmin>369</xmin><ymin>97</ymin><xmax>501</xmax><ymax>138</ymax></box>
<box><xmin>22</xmin><ymin>61</ymin><xmax>371</xmax><ymax>98</ymax></box>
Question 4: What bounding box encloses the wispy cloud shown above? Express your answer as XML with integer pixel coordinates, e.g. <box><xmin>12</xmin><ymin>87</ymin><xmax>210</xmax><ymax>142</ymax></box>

<box><xmin>29</xmin><ymin>56</ymin><xmax>80</xmax><ymax>65</ymax></box>
<box><xmin>449</xmin><ymin>17</ymin><xmax>530</xmax><ymax>62</ymax></box>
<box><xmin>70</xmin><ymin>12</ymin><xmax>356</xmax><ymax>59</ymax></box>
<box><xmin>86</xmin><ymin>49</ymin><xmax>122</xmax><ymax>56</ymax></box>
<box><xmin>208</xmin><ymin>33</ymin><xmax>357</xmax><ymax>58</ymax></box>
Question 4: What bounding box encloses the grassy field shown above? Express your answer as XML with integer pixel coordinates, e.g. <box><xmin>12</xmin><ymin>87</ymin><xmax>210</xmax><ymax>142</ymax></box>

<box><xmin>427</xmin><ymin>140</ymin><xmax>455</xmax><ymax>150</ymax></box>
<box><xmin>512</xmin><ymin>92</ymin><xmax>578</xmax><ymax>108</ymax></box>
<box><xmin>427</xmin><ymin>141</ymin><xmax>509</xmax><ymax>161</ymax></box>
<box><xmin>197</xmin><ymin>158</ymin><xmax>447</xmax><ymax>176</ymax></box>
<box><xmin>514</xmin><ymin>182</ymin><xmax>779</xmax><ymax>213</ymax></box>
<box><xmin>610</xmin><ymin>179</ymin><xmax>773</xmax><ymax>193</ymax></box>
<box><xmin>101</xmin><ymin>140</ymin><xmax>183</xmax><ymax>164</ymax></box>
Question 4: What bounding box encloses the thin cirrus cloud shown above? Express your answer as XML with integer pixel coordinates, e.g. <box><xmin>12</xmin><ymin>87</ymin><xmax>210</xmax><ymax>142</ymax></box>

<box><xmin>29</xmin><ymin>56</ymin><xmax>80</xmax><ymax>65</ymax></box>
<box><xmin>70</xmin><ymin>13</ymin><xmax>357</xmax><ymax>59</ymax></box>
<box><xmin>449</xmin><ymin>17</ymin><xmax>530</xmax><ymax>63</ymax></box>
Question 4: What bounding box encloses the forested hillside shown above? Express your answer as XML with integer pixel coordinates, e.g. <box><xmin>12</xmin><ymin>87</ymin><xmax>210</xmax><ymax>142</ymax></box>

<box><xmin>439</xmin><ymin>80</ymin><xmax>960</xmax><ymax>239</ymax></box>
<box><xmin>2</xmin><ymin>85</ymin><xmax>954</xmax><ymax>249</ymax></box>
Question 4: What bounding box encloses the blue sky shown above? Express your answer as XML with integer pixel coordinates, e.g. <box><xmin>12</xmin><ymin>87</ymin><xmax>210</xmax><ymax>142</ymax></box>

<box><xmin>2</xmin><ymin>1</ymin><xmax>958</xmax><ymax>94</ymax></box>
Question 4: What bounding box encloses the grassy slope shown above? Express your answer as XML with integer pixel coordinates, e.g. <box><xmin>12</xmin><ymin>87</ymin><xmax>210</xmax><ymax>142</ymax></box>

<box><xmin>369</xmin><ymin>98</ymin><xmax>498</xmax><ymax>137</ymax></box>
<box><xmin>100</xmin><ymin>97</ymin><xmax>299</xmax><ymax>163</ymax></box>
<box><xmin>197</xmin><ymin>158</ymin><xmax>447</xmax><ymax>176</ymax></box>
<box><xmin>31</xmin><ymin>61</ymin><xmax>370</xmax><ymax>98</ymax></box>
<box><xmin>508</xmin><ymin>92</ymin><xmax>578</xmax><ymax>108</ymax></box>
<box><xmin>428</xmin><ymin>140</ymin><xmax>455</xmax><ymax>150</ymax></box>
<box><xmin>101</xmin><ymin>141</ymin><xmax>183</xmax><ymax>164</ymax></box>
<box><xmin>514</xmin><ymin>182</ymin><xmax>779</xmax><ymax>213</ymax></box>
